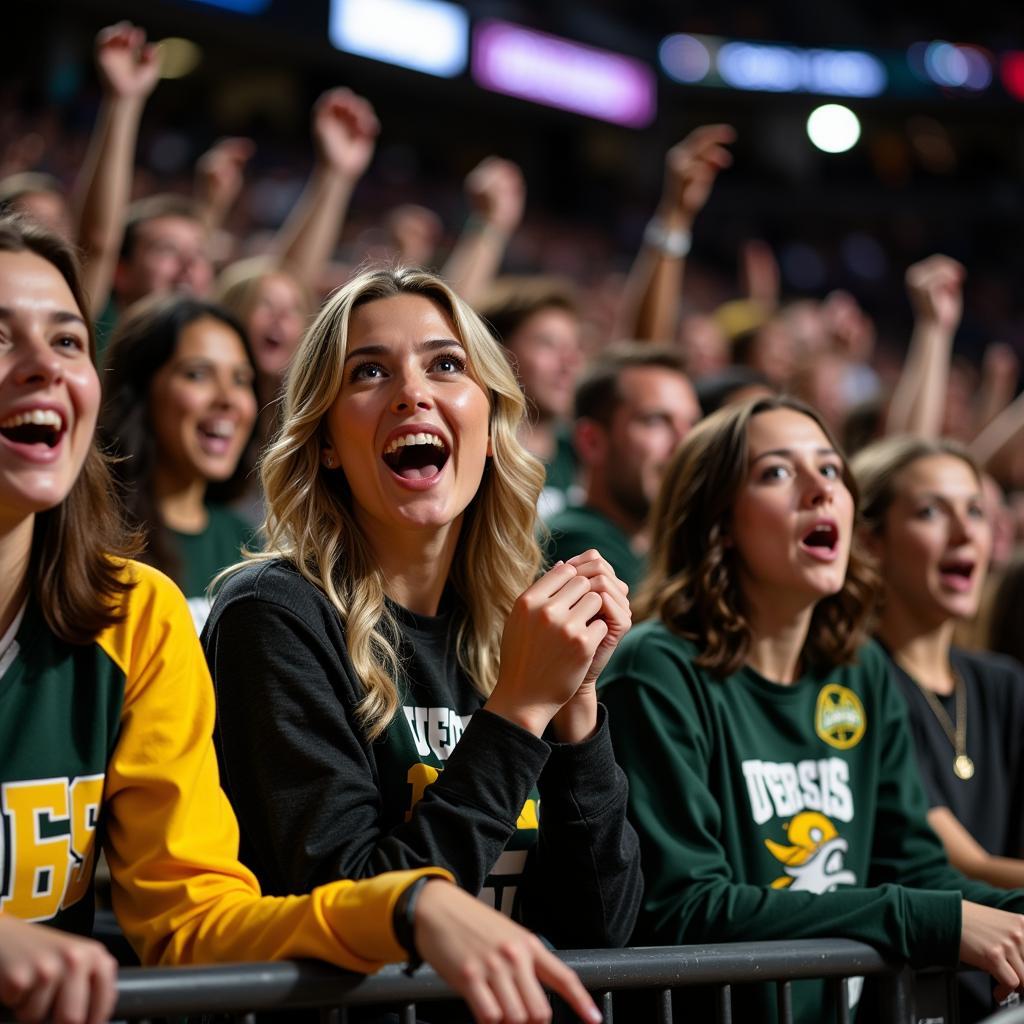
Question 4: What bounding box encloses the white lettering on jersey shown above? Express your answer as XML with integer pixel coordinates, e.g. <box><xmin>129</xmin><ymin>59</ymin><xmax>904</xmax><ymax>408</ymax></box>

<box><xmin>742</xmin><ymin>757</ymin><xmax>854</xmax><ymax>825</ymax></box>
<box><xmin>402</xmin><ymin>706</ymin><xmax>472</xmax><ymax>762</ymax></box>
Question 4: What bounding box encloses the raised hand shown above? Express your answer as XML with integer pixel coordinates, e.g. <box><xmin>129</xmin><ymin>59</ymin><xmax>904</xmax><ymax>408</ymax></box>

<box><xmin>0</xmin><ymin>915</ymin><xmax>118</xmax><ymax>1024</ymax></box>
<box><xmin>465</xmin><ymin>157</ymin><xmax>526</xmax><ymax>235</ymax></box>
<box><xmin>415</xmin><ymin>879</ymin><xmax>601</xmax><ymax>1024</ymax></box>
<box><xmin>487</xmin><ymin>562</ymin><xmax>610</xmax><ymax>738</ymax></box>
<box><xmin>905</xmin><ymin>254</ymin><xmax>965</xmax><ymax>333</ymax></box>
<box><xmin>312</xmin><ymin>87</ymin><xmax>380</xmax><ymax>181</ymax></box>
<box><xmin>659</xmin><ymin>124</ymin><xmax>736</xmax><ymax>225</ymax></box>
<box><xmin>95</xmin><ymin>22</ymin><xmax>161</xmax><ymax>102</ymax></box>
<box><xmin>195</xmin><ymin>137</ymin><xmax>255</xmax><ymax>220</ymax></box>
<box><xmin>982</xmin><ymin>341</ymin><xmax>1020</xmax><ymax>389</ymax></box>
<box><xmin>740</xmin><ymin>239</ymin><xmax>781</xmax><ymax>310</ymax></box>
<box><xmin>822</xmin><ymin>289</ymin><xmax>876</xmax><ymax>361</ymax></box>
<box><xmin>387</xmin><ymin>204</ymin><xmax>443</xmax><ymax>267</ymax></box>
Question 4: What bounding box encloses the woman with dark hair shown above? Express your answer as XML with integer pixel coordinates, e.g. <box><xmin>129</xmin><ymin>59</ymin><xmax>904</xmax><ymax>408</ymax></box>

<box><xmin>100</xmin><ymin>296</ymin><xmax>258</xmax><ymax>629</ymax></box>
<box><xmin>599</xmin><ymin>395</ymin><xmax>1024</xmax><ymax>1023</ymax></box>
<box><xmin>0</xmin><ymin>214</ymin><xmax>602</xmax><ymax>1024</ymax></box>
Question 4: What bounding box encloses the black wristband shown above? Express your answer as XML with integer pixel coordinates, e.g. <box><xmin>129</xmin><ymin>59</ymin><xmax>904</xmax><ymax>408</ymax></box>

<box><xmin>393</xmin><ymin>876</ymin><xmax>432</xmax><ymax>974</ymax></box>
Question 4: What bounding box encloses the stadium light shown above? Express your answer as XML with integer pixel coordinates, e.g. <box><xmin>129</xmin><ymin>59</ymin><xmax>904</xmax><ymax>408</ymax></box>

<box><xmin>659</xmin><ymin>34</ymin><xmax>886</xmax><ymax>98</ymax></box>
<box><xmin>806</xmin><ymin>104</ymin><xmax>861</xmax><ymax>153</ymax></box>
<box><xmin>472</xmin><ymin>20</ymin><xmax>656</xmax><ymax>128</ymax></box>
<box><xmin>328</xmin><ymin>0</ymin><xmax>469</xmax><ymax>79</ymax></box>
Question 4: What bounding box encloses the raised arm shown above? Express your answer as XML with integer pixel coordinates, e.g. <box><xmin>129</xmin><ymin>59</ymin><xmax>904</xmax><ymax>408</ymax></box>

<box><xmin>194</xmin><ymin>136</ymin><xmax>255</xmax><ymax>234</ymax></box>
<box><xmin>970</xmin><ymin>388</ymin><xmax>1024</xmax><ymax>472</ymax></box>
<box><xmin>740</xmin><ymin>239</ymin><xmax>781</xmax><ymax>310</ymax></box>
<box><xmin>885</xmin><ymin>255</ymin><xmax>965</xmax><ymax>438</ymax></box>
<box><xmin>274</xmin><ymin>88</ymin><xmax>379</xmax><ymax>293</ymax></box>
<box><xmin>441</xmin><ymin>156</ymin><xmax>525</xmax><ymax>305</ymax></box>
<box><xmin>616</xmin><ymin>124</ymin><xmax>734</xmax><ymax>342</ymax></box>
<box><xmin>72</xmin><ymin>22</ymin><xmax>161</xmax><ymax>316</ymax></box>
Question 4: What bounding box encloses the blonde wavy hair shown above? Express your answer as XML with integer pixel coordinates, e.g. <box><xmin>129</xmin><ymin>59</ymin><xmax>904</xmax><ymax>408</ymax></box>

<box><xmin>239</xmin><ymin>266</ymin><xmax>544</xmax><ymax>740</ymax></box>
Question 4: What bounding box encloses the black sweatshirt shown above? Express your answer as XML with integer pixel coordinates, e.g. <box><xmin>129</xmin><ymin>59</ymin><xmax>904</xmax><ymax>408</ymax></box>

<box><xmin>202</xmin><ymin>559</ymin><xmax>642</xmax><ymax>949</ymax></box>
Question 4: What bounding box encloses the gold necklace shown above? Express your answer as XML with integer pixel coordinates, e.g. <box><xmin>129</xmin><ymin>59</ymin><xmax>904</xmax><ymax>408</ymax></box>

<box><xmin>917</xmin><ymin>670</ymin><xmax>974</xmax><ymax>780</ymax></box>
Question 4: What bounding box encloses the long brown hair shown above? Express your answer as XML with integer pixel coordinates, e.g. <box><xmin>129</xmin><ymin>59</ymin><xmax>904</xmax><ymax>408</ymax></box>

<box><xmin>636</xmin><ymin>395</ymin><xmax>878</xmax><ymax>676</ymax></box>
<box><xmin>0</xmin><ymin>215</ymin><xmax>138</xmax><ymax>643</ymax></box>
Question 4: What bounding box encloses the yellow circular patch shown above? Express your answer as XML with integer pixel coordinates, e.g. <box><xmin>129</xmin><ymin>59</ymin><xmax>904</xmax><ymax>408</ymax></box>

<box><xmin>815</xmin><ymin>684</ymin><xmax>866</xmax><ymax>749</ymax></box>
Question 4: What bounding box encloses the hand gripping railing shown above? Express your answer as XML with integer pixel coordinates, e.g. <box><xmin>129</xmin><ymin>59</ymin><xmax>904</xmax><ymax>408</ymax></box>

<box><xmin>87</xmin><ymin>939</ymin><xmax>954</xmax><ymax>1024</ymax></box>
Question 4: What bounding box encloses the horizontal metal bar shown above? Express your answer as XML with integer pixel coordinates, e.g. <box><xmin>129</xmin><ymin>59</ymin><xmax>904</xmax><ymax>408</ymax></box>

<box><xmin>979</xmin><ymin>1006</ymin><xmax>1024</xmax><ymax>1024</ymax></box>
<box><xmin>108</xmin><ymin>940</ymin><xmax>906</xmax><ymax>1018</ymax></box>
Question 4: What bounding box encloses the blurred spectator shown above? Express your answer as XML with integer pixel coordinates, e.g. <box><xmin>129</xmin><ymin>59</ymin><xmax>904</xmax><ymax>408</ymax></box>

<box><xmin>479</xmin><ymin>275</ymin><xmax>584</xmax><ymax>517</ymax></box>
<box><xmin>100</xmin><ymin>295</ymin><xmax>258</xmax><ymax>631</ymax></box>
<box><xmin>547</xmin><ymin>344</ymin><xmax>700</xmax><ymax>586</ymax></box>
<box><xmin>0</xmin><ymin>171</ymin><xmax>70</xmax><ymax>238</ymax></box>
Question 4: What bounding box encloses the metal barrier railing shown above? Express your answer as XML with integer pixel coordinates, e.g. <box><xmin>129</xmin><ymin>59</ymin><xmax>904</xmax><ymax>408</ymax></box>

<box><xmin>93</xmin><ymin>939</ymin><xmax>953</xmax><ymax>1024</ymax></box>
<box><xmin>982</xmin><ymin>1008</ymin><xmax>1024</xmax><ymax>1024</ymax></box>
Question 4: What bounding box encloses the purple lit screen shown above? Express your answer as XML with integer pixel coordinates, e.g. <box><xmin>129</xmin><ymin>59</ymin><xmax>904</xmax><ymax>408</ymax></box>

<box><xmin>472</xmin><ymin>20</ymin><xmax>656</xmax><ymax>128</ymax></box>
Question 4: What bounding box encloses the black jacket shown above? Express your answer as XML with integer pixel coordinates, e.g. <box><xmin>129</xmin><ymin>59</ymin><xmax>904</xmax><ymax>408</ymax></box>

<box><xmin>203</xmin><ymin>558</ymin><xmax>642</xmax><ymax>949</ymax></box>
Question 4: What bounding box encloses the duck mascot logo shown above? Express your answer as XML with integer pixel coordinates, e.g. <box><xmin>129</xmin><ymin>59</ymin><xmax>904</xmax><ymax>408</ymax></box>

<box><xmin>764</xmin><ymin>810</ymin><xmax>857</xmax><ymax>892</ymax></box>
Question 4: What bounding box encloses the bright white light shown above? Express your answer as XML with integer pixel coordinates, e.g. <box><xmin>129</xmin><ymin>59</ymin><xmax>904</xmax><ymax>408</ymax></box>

<box><xmin>806</xmin><ymin>104</ymin><xmax>861</xmax><ymax>153</ymax></box>
<box><xmin>328</xmin><ymin>0</ymin><xmax>469</xmax><ymax>78</ymax></box>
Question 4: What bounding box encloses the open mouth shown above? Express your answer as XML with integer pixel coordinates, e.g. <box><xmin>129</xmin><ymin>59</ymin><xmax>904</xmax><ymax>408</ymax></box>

<box><xmin>799</xmin><ymin>522</ymin><xmax>839</xmax><ymax>558</ymax></box>
<box><xmin>938</xmin><ymin>558</ymin><xmax>975</xmax><ymax>591</ymax></box>
<box><xmin>0</xmin><ymin>409</ymin><xmax>65</xmax><ymax>449</ymax></box>
<box><xmin>197</xmin><ymin>417</ymin><xmax>238</xmax><ymax>455</ymax></box>
<box><xmin>382</xmin><ymin>431</ymin><xmax>450</xmax><ymax>481</ymax></box>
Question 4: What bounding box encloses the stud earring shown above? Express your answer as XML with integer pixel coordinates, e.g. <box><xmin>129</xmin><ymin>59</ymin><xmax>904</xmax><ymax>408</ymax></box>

<box><xmin>325</xmin><ymin>455</ymin><xmax>335</xmax><ymax>468</ymax></box>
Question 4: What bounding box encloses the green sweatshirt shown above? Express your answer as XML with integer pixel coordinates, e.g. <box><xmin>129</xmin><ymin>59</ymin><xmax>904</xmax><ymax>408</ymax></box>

<box><xmin>599</xmin><ymin>622</ymin><xmax>1024</xmax><ymax>1023</ymax></box>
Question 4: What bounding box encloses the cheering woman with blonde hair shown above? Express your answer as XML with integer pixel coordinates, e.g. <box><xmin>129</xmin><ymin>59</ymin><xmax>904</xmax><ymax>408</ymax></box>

<box><xmin>203</xmin><ymin>266</ymin><xmax>640</xmax><ymax>1017</ymax></box>
<box><xmin>0</xmin><ymin>216</ymin><xmax>604</xmax><ymax>1024</ymax></box>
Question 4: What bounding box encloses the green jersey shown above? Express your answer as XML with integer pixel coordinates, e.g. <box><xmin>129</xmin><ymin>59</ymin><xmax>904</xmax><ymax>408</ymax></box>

<box><xmin>172</xmin><ymin>503</ymin><xmax>254</xmax><ymax>631</ymax></box>
<box><xmin>599</xmin><ymin>622</ymin><xmax>1024</xmax><ymax>1023</ymax></box>
<box><xmin>0</xmin><ymin>560</ymin><xmax>445</xmax><ymax>971</ymax></box>
<box><xmin>537</xmin><ymin>425</ymin><xmax>579</xmax><ymax>521</ymax></box>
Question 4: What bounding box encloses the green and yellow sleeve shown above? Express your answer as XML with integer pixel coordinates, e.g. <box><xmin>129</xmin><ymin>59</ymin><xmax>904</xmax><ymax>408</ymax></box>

<box><xmin>97</xmin><ymin>561</ymin><xmax>450</xmax><ymax>970</ymax></box>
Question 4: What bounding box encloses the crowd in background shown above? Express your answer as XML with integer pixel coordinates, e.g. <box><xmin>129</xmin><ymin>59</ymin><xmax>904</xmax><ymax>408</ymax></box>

<box><xmin>2</xmin><ymin>21</ymin><xmax>1021</xmax><ymax>623</ymax></box>
<box><xmin>1</xmin><ymin>18</ymin><xmax>1024</xmax><ymax>1024</ymax></box>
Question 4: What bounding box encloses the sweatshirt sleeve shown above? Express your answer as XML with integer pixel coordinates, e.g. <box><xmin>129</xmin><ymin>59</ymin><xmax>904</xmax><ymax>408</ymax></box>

<box><xmin>100</xmin><ymin>564</ymin><xmax>450</xmax><ymax>970</ymax></box>
<box><xmin>599</xmin><ymin>638</ymin><xmax>965</xmax><ymax>969</ymax></box>
<box><xmin>517</xmin><ymin>705</ymin><xmax>643</xmax><ymax>947</ymax></box>
<box><xmin>205</xmin><ymin>586</ymin><xmax>551</xmax><ymax>900</ymax></box>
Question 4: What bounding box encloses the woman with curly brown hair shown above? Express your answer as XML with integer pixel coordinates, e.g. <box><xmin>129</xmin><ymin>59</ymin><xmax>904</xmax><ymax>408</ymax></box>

<box><xmin>598</xmin><ymin>395</ymin><xmax>1024</xmax><ymax>1024</ymax></box>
